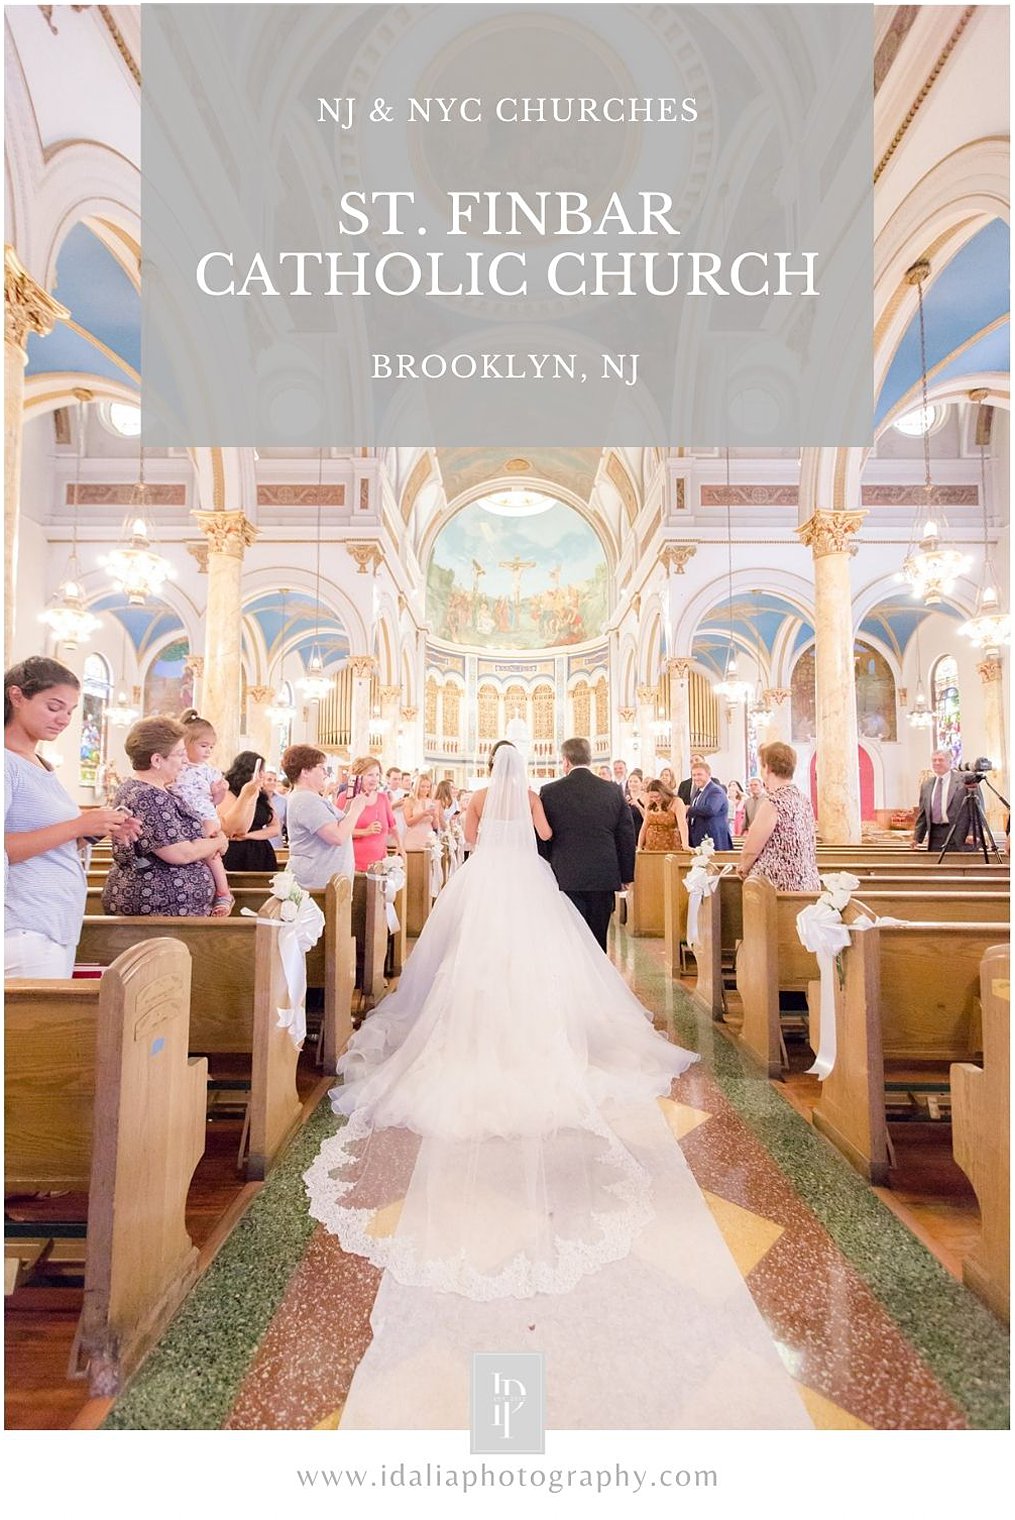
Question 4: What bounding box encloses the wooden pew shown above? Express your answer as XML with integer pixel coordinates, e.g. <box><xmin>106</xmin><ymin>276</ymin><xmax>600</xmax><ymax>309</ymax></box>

<box><xmin>631</xmin><ymin>850</ymin><xmax>667</xmax><ymax>936</ymax></box>
<box><xmin>405</xmin><ymin>849</ymin><xmax>435</xmax><ymax>937</ymax></box>
<box><xmin>951</xmin><ymin>944</ymin><xmax>1010</xmax><ymax>1322</ymax></box>
<box><xmin>812</xmin><ymin>920</ymin><xmax>1006</xmax><ymax>1185</ymax></box>
<box><xmin>734</xmin><ymin>879</ymin><xmax>1009</xmax><ymax>1078</ymax></box>
<box><xmin>693</xmin><ymin>871</ymin><xmax>1002</xmax><ymax>1021</ymax></box>
<box><xmin>77</xmin><ymin>905</ymin><xmax>313</xmax><ymax>1179</ymax></box>
<box><xmin>5</xmin><ymin>938</ymin><xmax>206</xmax><ymax>1394</ymax></box>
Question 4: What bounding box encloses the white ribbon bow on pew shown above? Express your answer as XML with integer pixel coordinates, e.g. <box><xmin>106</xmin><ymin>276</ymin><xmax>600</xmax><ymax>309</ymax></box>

<box><xmin>796</xmin><ymin>873</ymin><xmax>903</xmax><ymax>1080</ymax></box>
<box><xmin>370</xmin><ymin>860</ymin><xmax>406</xmax><ymax>933</ymax></box>
<box><xmin>240</xmin><ymin>871</ymin><xmax>326</xmax><ymax>1048</ymax></box>
<box><xmin>682</xmin><ymin>840</ymin><xmax>730</xmax><ymax>948</ymax></box>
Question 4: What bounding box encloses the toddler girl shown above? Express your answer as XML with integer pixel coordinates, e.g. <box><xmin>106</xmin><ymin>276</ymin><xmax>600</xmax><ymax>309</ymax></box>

<box><xmin>170</xmin><ymin>708</ymin><xmax>233</xmax><ymax>915</ymax></box>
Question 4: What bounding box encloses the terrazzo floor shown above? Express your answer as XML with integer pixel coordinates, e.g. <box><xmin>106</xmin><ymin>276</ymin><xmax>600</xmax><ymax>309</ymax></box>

<box><xmin>103</xmin><ymin>933</ymin><xmax>1009</xmax><ymax>1432</ymax></box>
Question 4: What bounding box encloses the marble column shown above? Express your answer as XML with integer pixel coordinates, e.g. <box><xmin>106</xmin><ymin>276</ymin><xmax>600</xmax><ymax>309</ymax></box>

<box><xmin>796</xmin><ymin>509</ymin><xmax>865</xmax><ymax>842</ymax></box>
<box><xmin>247</xmin><ymin>685</ymin><xmax>276</xmax><ymax>764</ymax></box>
<box><xmin>667</xmin><ymin>658</ymin><xmax>691</xmax><ymax>780</ymax></box>
<box><xmin>977</xmin><ymin>656</ymin><xmax>1008</xmax><ymax>831</ymax></box>
<box><xmin>348</xmin><ymin>655</ymin><xmax>376</xmax><ymax>759</ymax></box>
<box><xmin>636</xmin><ymin>684</ymin><xmax>658</xmax><ymax>772</ymax></box>
<box><xmin>378</xmin><ymin>684</ymin><xmax>402</xmax><ymax>769</ymax></box>
<box><xmin>192</xmin><ymin>510</ymin><xmax>258</xmax><ymax>767</ymax></box>
<box><xmin>400</xmin><ymin>706</ymin><xmax>419</xmax><ymax>769</ymax></box>
<box><xmin>5</xmin><ymin>247</ymin><xmax>68</xmax><ymax>662</ymax></box>
<box><xmin>618</xmin><ymin>706</ymin><xmax>636</xmax><ymax>765</ymax></box>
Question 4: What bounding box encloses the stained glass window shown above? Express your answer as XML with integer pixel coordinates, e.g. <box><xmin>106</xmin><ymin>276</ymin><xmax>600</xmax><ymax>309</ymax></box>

<box><xmin>932</xmin><ymin>655</ymin><xmax>962</xmax><ymax>764</ymax></box>
<box><xmin>80</xmin><ymin>652</ymin><xmax>111</xmax><ymax>788</ymax></box>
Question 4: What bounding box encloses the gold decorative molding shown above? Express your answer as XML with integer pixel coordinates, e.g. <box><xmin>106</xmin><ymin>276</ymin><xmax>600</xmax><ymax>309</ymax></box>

<box><xmin>347</xmin><ymin>655</ymin><xmax>377</xmax><ymax>680</ymax></box>
<box><xmin>185</xmin><ymin>541</ymin><xmax>209</xmax><ymax>574</ymax></box>
<box><xmin>702</xmin><ymin>485</ymin><xmax>799</xmax><ymax>507</ymax></box>
<box><xmin>248</xmin><ymin>685</ymin><xmax>275</xmax><ymax>704</ymax></box>
<box><xmin>667</xmin><ymin>658</ymin><xmax>691</xmax><ymax>679</ymax></box>
<box><xmin>359</xmin><ymin>478</ymin><xmax>370</xmax><ymax>511</ymax></box>
<box><xmin>636</xmin><ymin>684</ymin><xmax>658</xmax><ymax>705</ymax></box>
<box><xmin>659</xmin><ymin>544</ymin><xmax>697</xmax><ymax>575</ymax></box>
<box><xmin>5</xmin><ymin>245</ymin><xmax>68</xmax><ymax>352</ymax></box>
<box><xmin>192</xmin><ymin>509</ymin><xmax>258</xmax><ymax>557</ymax></box>
<box><xmin>874</xmin><ymin>7</ymin><xmax>975</xmax><ymax>183</ymax></box>
<box><xmin>211</xmin><ymin>449</ymin><xmax>225</xmax><ymax>510</ymax></box>
<box><xmin>346</xmin><ymin>541</ymin><xmax>383</xmax><ymax>574</ymax></box>
<box><xmin>98</xmin><ymin>5</ymin><xmax>141</xmax><ymax>87</ymax></box>
<box><xmin>796</xmin><ymin>509</ymin><xmax>866</xmax><ymax>558</ymax></box>
<box><xmin>861</xmin><ymin>484</ymin><xmax>978</xmax><ymax>507</ymax></box>
<box><xmin>618</xmin><ymin>707</ymin><xmax>636</xmax><ymax>723</ymax></box>
<box><xmin>874</xmin><ymin>5</ymin><xmax>920</xmax><ymax>94</ymax></box>
<box><xmin>401</xmin><ymin>452</ymin><xmax>431</xmax><ymax>523</ymax></box>
<box><xmin>257</xmin><ymin>483</ymin><xmax>346</xmax><ymax>507</ymax></box>
<box><xmin>977</xmin><ymin>656</ymin><xmax>1003</xmax><ymax>685</ymax></box>
<box><xmin>71</xmin><ymin>483</ymin><xmax>186</xmax><ymax>506</ymax></box>
<box><xmin>764</xmin><ymin>687</ymin><xmax>790</xmax><ymax>705</ymax></box>
<box><xmin>606</xmin><ymin>451</ymin><xmax>639</xmax><ymax>525</ymax></box>
<box><xmin>400</xmin><ymin>706</ymin><xmax>418</xmax><ymax>722</ymax></box>
<box><xmin>378</xmin><ymin>685</ymin><xmax>402</xmax><ymax>704</ymax></box>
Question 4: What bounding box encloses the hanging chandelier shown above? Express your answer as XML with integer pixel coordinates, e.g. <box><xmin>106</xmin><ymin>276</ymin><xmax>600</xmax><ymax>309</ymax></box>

<box><xmin>266</xmin><ymin>587</ymin><xmax>298</xmax><ymax>725</ymax></box>
<box><xmin>40</xmin><ymin>391</ymin><xmax>103</xmax><ymax>650</ymax></box>
<box><xmin>897</xmin><ymin>260</ymin><xmax>971</xmax><ymax>605</ymax></box>
<box><xmin>297</xmin><ymin>450</ymin><xmax>334</xmax><ymax>702</ymax></box>
<box><xmin>959</xmin><ymin>389</ymin><xmax>1010</xmax><ymax>655</ymax></box>
<box><xmin>907</xmin><ymin>621</ymin><xmax>934</xmax><ymax>730</ymax></box>
<box><xmin>101</xmin><ymin>442</ymin><xmax>175</xmax><ymax>605</ymax></box>
<box><xmin>715</xmin><ymin>449</ymin><xmax>753</xmax><ymax>704</ymax></box>
<box><xmin>107</xmin><ymin>621</ymin><xmax>140</xmax><ymax>727</ymax></box>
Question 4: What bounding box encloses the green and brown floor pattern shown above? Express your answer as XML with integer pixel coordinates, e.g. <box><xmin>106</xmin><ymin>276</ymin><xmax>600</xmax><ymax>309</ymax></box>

<box><xmin>104</xmin><ymin>936</ymin><xmax>1009</xmax><ymax>1432</ymax></box>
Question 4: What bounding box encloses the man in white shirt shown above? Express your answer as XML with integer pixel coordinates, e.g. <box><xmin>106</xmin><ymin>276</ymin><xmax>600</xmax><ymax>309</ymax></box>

<box><xmin>385</xmin><ymin>765</ymin><xmax>408</xmax><ymax>839</ymax></box>
<box><xmin>612</xmin><ymin>758</ymin><xmax>630</xmax><ymax>799</ymax></box>
<box><xmin>913</xmin><ymin>750</ymin><xmax>972</xmax><ymax>851</ymax></box>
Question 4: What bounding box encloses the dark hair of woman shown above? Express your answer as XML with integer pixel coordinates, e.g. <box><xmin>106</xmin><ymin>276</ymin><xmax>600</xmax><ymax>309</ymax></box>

<box><xmin>488</xmin><ymin>738</ymin><xmax>515</xmax><ymax>773</ymax></box>
<box><xmin>4</xmin><ymin>655</ymin><xmax>79</xmax><ymax>726</ymax></box>
<box><xmin>223</xmin><ymin>750</ymin><xmax>266</xmax><ymax>792</ymax></box>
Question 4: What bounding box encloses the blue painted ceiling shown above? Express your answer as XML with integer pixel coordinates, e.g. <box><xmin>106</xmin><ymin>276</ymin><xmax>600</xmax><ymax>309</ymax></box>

<box><xmin>90</xmin><ymin>594</ymin><xmax>183</xmax><ymax>657</ymax></box>
<box><xmin>244</xmin><ymin>591</ymin><xmax>349</xmax><ymax>671</ymax></box>
<box><xmin>26</xmin><ymin>223</ymin><xmax>140</xmax><ymax>383</ymax></box>
<box><xmin>876</xmin><ymin>219</ymin><xmax>1010</xmax><ymax>425</ymax></box>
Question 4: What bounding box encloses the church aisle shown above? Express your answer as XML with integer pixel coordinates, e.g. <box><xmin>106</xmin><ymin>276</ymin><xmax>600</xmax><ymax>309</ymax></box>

<box><xmin>100</xmin><ymin>934</ymin><xmax>1008</xmax><ymax>1433</ymax></box>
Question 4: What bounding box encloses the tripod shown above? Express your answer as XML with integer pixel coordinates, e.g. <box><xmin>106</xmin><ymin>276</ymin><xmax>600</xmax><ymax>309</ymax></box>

<box><xmin>937</xmin><ymin>777</ymin><xmax>1009</xmax><ymax>864</ymax></box>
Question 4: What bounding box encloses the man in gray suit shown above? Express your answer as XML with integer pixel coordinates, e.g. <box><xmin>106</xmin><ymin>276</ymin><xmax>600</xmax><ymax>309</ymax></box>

<box><xmin>913</xmin><ymin>750</ymin><xmax>973</xmax><ymax>851</ymax></box>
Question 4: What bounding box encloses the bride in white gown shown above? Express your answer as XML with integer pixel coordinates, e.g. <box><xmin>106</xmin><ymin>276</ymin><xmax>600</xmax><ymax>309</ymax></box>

<box><xmin>304</xmin><ymin>742</ymin><xmax>811</xmax><ymax>1427</ymax></box>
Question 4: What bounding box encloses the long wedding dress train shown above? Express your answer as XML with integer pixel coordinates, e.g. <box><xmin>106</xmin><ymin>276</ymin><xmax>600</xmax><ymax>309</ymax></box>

<box><xmin>304</xmin><ymin>746</ymin><xmax>811</xmax><ymax>1427</ymax></box>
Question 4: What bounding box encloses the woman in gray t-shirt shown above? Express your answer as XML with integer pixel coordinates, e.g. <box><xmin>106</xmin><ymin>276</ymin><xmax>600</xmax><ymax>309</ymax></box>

<box><xmin>282</xmin><ymin>743</ymin><xmax>368</xmax><ymax>889</ymax></box>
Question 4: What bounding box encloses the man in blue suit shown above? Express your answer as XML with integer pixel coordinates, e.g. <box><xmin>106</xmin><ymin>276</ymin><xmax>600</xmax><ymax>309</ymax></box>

<box><xmin>685</xmin><ymin>760</ymin><xmax>732</xmax><ymax>850</ymax></box>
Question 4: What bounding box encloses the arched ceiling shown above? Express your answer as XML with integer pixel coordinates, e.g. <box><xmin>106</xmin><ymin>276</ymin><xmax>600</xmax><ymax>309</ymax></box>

<box><xmin>692</xmin><ymin>591</ymin><xmax>813</xmax><ymax>678</ymax></box>
<box><xmin>435</xmin><ymin>448</ymin><xmax>601</xmax><ymax>506</ymax></box>
<box><xmin>243</xmin><ymin>590</ymin><xmax>349</xmax><ymax>671</ymax></box>
<box><xmin>90</xmin><ymin>593</ymin><xmax>183</xmax><ymax>658</ymax></box>
<box><xmin>25</xmin><ymin>222</ymin><xmax>139</xmax><ymax>384</ymax></box>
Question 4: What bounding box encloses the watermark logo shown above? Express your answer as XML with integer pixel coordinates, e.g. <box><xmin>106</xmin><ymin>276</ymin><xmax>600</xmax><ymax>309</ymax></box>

<box><xmin>470</xmin><ymin>1352</ymin><xmax>545</xmax><ymax>1454</ymax></box>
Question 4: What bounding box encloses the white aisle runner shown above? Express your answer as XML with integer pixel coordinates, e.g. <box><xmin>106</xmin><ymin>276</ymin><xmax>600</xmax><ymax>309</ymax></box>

<box><xmin>339</xmin><ymin>1102</ymin><xmax>812</xmax><ymax>1430</ymax></box>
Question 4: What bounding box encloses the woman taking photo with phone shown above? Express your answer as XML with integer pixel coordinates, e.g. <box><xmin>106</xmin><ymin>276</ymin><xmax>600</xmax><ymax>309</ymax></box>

<box><xmin>220</xmin><ymin>751</ymin><xmax>280</xmax><ymax>872</ymax></box>
<box><xmin>348</xmin><ymin>756</ymin><xmax>403</xmax><ymax>873</ymax></box>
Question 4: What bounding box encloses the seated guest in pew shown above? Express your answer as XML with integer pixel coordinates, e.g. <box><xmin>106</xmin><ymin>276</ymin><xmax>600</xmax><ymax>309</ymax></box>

<box><xmin>349</xmin><ymin>755</ymin><xmax>404</xmax><ymax>874</ymax></box>
<box><xmin>5</xmin><ymin>656</ymin><xmax>141</xmax><ymax>977</ymax></box>
<box><xmin>736</xmin><ymin>742</ymin><xmax>819</xmax><ymax>890</ymax></box>
<box><xmin>282</xmin><ymin>743</ymin><xmax>369</xmax><ymax>888</ymax></box>
<box><xmin>685</xmin><ymin>760</ymin><xmax>733</xmax><ymax>850</ymax></box>
<box><xmin>912</xmin><ymin>749</ymin><xmax>974</xmax><ymax>852</ymax></box>
<box><xmin>221</xmin><ymin>751</ymin><xmax>281</xmax><ymax>872</ymax></box>
<box><xmin>102</xmin><ymin>717</ymin><xmax>229</xmax><ymax>917</ymax></box>
<box><xmin>637</xmin><ymin>778</ymin><xmax>689</xmax><ymax>852</ymax></box>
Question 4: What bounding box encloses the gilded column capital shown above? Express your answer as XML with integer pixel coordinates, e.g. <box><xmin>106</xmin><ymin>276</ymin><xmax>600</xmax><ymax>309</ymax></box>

<box><xmin>667</xmin><ymin>657</ymin><xmax>691</xmax><ymax>679</ymax></box>
<box><xmin>764</xmin><ymin>687</ymin><xmax>790</xmax><ymax>705</ymax></box>
<box><xmin>5</xmin><ymin>246</ymin><xmax>68</xmax><ymax>353</ymax></box>
<box><xmin>618</xmin><ymin>707</ymin><xmax>636</xmax><ymax>723</ymax></box>
<box><xmin>659</xmin><ymin>544</ymin><xmax>697</xmax><ymax>575</ymax></box>
<box><xmin>977</xmin><ymin>656</ymin><xmax>1003</xmax><ymax>684</ymax></box>
<box><xmin>184</xmin><ymin>656</ymin><xmax>205</xmax><ymax>677</ymax></box>
<box><xmin>347</xmin><ymin>655</ymin><xmax>376</xmax><ymax>680</ymax></box>
<box><xmin>400</xmin><ymin>706</ymin><xmax>418</xmax><ymax>722</ymax></box>
<box><xmin>636</xmin><ymin>684</ymin><xmax>658</xmax><ymax>705</ymax></box>
<box><xmin>796</xmin><ymin>508</ymin><xmax>865</xmax><ymax>558</ymax></box>
<box><xmin>185</xmin><ymin>540</ymin><xmax>209</xmax><ymax>574</ymax></box>
<box><xmin>346</xmin><ymin>541</ymin><xmax>383</xmax><ymax>574</ymax></box>
<box><xmin>378</xmin><ymin>685</ymin><xmax>402</xmax><ymax>703</ymax></box>
<box><xmin>192</xmin><ymin>509</ymin><xmax>258</xmax><ymax>557</ymax></box>
<box><xmin>248</xmin><ymin>684</ymin><xmax>275</xmax><ymax>704</ymax></box>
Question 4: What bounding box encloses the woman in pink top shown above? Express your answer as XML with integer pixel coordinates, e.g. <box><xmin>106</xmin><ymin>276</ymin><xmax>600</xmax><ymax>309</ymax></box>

<box><xmin>348</xmin><ymin>756</ymin><xmax>403</xmax><ymax>872</ymax></box>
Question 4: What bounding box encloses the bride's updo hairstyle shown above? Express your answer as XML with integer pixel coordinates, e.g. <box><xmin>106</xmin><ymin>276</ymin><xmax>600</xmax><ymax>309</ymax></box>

<box><xmin>488</xmin><ymin>739</ymin><xmax>515</xmax><ymax>773</ymax></box>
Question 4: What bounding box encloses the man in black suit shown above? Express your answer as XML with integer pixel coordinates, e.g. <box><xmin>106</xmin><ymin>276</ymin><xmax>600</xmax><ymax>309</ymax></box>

<box><xmin>913</xmin><ymin>750</ymin><xmax>973</xmax><ymax>851</ymax></box>
<box><xmin>677</xmin><ymin>754</ymin><xmax>723</xmax><ymax>805</ymax></box>
<box><xmin>538</xmin><ymin>736</ymin><xmax>636</xmax><ymax>952</ymax></box>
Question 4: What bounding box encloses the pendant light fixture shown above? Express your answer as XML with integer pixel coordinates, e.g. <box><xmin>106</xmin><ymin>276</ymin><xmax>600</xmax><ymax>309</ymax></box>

<box><xmin>958</xmin><ymin>389</ymin><xmax>1010</xmax><ymax>655</ymax></box>
<box><xmin>907</xmin><ymin>619</ymin><xmax>934</xmax><ymax>730</ymax></box>
<box><xmin>101</xmin><ymin>436</ymin><xmax>175</xmax><ymax>605</ymax></box>
<box><xmin>897</xmin><ymin>260</ymin><xmax>971</xmax><ymax>604</ymax></box>
<box><xmin>266</xmin><ymin>587</ymin><xmax>298</xmax><ymax>726</ymax></box>
<box><xmin>715</xmin><ymin>448</ymin><xmax>753</xmax><ymax>704</ymax></box>
<box><xmin>106</xmin><ymin>620</ymin><xmax>140</xmax><ymax>728</ymax></box>
<box><xmin>40</xmin><ymin>390</ymin><xmax>103</xmax><ymax>649</ymax></box>
<box><xmin>297</xmin><ymin>449</ymin><xmax>334</xmax><ymax>701</ymax></box>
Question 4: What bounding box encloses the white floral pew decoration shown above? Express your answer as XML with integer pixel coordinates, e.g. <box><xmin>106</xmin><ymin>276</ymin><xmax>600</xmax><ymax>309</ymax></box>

<box><xmin>241</xmin><ymin>870</ymin><xmax>325</xmax><ymax>1047</ymax></box>
<box><xmin>367</xmin><ymin>855</ymin><xmax>407</xmax><ymax>932</ymax></box>
<box><xmin>682</xmin><ymin>836</ymin><xmax>734</xmax><ymax>949</ymax></box>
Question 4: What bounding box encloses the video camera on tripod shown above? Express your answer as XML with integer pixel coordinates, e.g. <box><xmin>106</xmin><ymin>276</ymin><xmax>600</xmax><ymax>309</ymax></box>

<box><xmin>939</xmin><ymin>758</ymin><xmax>1008</xmax><ymax>862</ymax></box>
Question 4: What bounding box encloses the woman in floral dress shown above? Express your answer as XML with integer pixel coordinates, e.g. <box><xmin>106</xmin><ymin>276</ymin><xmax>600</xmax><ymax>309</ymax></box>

<box><xmin>736</xmin><ymin>742</ymin><xmax>819</xmax><ymax>890</ymax></box>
